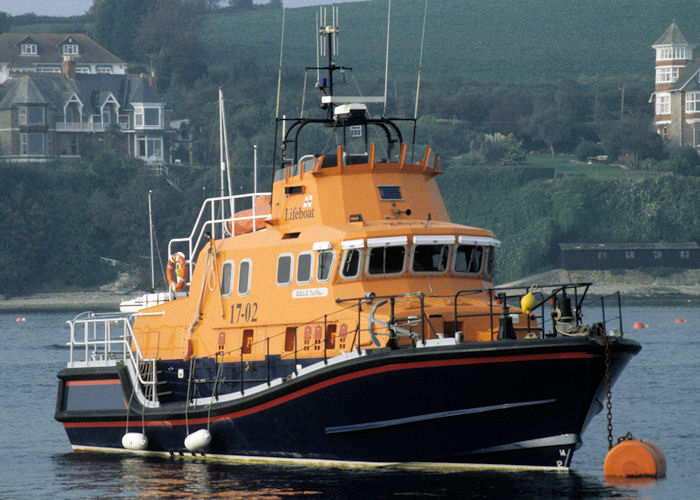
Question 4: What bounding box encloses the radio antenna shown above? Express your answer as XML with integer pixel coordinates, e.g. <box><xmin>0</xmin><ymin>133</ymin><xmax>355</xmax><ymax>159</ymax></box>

<box><xmin>275</xmin><ymin>8</ymin><xmax>286</xmax><ymax>120</ymax></box>
<box><xmin>412</xmin><ymin>0</ymin><xmax>428</xmax><ymax>162</ymax></box>
<box><xmin>383</xmin><ymin>0</ymin><xmax>391</xmax><ymax>116</ymax></box>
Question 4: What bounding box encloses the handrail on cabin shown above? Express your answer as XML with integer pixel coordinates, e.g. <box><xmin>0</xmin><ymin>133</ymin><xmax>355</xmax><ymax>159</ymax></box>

<box><xmin>167</xmin><ymin>193</ymin><xmax>271</xmax><ymax>284</ymax></box>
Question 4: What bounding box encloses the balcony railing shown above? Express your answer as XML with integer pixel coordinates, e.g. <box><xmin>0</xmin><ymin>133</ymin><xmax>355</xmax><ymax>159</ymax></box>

<box><xmin>55</xmin><ymin>122</ymin><xmax>129</xmax><ymax>132</ymax></box>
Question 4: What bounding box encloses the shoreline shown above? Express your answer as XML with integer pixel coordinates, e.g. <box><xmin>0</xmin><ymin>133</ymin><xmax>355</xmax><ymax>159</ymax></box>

<box><xmin>2</xmin><ymin>269</ymin><xmax>700</xmax><ymax>313</ymax></box>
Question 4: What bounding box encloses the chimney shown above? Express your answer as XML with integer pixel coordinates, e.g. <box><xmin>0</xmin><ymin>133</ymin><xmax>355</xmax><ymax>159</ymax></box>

<box><xmin>148</xmin><ymin>71</ymin><xmax>157</xmax><ymax>92</ymax></box>
<box><xmin>62</xmin><ymin>55</ymin><xmax>76</xmax><ymax>79</ymax></box>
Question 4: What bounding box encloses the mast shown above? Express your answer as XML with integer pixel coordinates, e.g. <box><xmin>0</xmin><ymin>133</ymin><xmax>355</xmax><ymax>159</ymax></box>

<box><xmin>148</xmin><ymin>190</ymin><xmax>154</xmax><ymax>291</ymax></box>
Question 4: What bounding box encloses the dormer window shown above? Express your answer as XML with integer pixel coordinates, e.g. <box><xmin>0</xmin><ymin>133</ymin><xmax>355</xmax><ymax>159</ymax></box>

<box><xmin>62</xmin><ymin>44</ymin><xmax>79</xmax><ymax>56</ymax></box>
<box><xmin>20</xmin><ymin>43</ymin><xmax>37</xmax><ymax>55</ymax></box>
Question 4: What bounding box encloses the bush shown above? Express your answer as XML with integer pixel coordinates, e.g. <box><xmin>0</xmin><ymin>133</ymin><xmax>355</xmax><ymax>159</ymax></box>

<box><xmin>574</xmin><ymin>139</ymin><xmax>603</xmax><ymax>162</ymax></box>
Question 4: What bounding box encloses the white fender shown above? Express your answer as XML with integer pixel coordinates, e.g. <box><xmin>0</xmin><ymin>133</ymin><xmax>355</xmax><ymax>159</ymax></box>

<box><xmin>122</xmin><ymin>432</ymin><xmax>148</xmax><ymax>450</ymax></box>
<box><xmin>184</xmin><ymin>429</ymin><xmax>212</xmax><ymax>452</ymax></box>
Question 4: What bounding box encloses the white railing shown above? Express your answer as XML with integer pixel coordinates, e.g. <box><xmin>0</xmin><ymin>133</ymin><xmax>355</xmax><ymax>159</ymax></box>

<box><xmin>67</xmin><ymin>312</ymin><xmax>160</xmax><ymax>405</ymax></box>
<box><xmin>55</xmin><ymin>122</ymin><xmax>129</xmax><ymax>132</ymax></box>
<box><xmin>168</xmin><ymin>193</ymin><xmax>271</xmax><ymax>283</ymax></box>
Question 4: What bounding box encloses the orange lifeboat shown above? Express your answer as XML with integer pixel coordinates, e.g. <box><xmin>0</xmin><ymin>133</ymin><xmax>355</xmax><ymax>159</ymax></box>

<box><xmin>227</xmin><ymin>195</ymin><xmax>271</xmax><ymax>235</ymax></box>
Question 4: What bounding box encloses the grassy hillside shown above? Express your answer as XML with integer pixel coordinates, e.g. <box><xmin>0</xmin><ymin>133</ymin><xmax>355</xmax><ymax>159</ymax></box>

<box><xmin>203</xmin><ymin>0</ymin><xmax>700</xmax><ymax>86</ymax></box>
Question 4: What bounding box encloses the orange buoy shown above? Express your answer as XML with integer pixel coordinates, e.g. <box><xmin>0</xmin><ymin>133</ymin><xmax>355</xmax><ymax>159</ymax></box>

<box><xmin>632</xmin><ymin>321</ymin><xmax>647</xmax><ymax>329</ymax></box>
<box><xmin>604</xmin><ymin>438</ymin><xmax>666</xmax><ymax>478</ymax></box>
<box><xmin>675</xmin><ymin>318</ymin><xmax>686</xmax><ymax>323</ymax></box>
<box><xmin>15</xmin><ymin>317</ymin><xmax>25</xmax><ymax>322</ymax></box>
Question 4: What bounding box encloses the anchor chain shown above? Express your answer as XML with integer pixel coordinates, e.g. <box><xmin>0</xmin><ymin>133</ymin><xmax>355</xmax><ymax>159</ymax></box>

<box><xmin>604</xmin><ymin>333</ymin><xmax>613</xmax><ymax>450</ymax></box>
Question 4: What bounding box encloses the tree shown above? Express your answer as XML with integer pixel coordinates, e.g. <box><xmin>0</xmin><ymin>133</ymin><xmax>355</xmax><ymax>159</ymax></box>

<box><xmin>94</xmin><ymin>0</ymin><xmax>157</xmax><ymax>60</ymax></box>
<box><xmin>133</xmin><ymin>0</ymin><xmax>207</xmax><ymax>89</ymax></box>
<box><xmin>599</xmin><ymin>115</ymin><xmax>664</xmax><ymax>167</ymax></box>
<box><xmin>0</xmin><ymin>12</ymin><xmax>10</xmax><ymax>35</ymax></box>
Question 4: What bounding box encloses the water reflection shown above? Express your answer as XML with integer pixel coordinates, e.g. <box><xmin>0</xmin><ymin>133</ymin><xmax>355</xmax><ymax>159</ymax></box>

<box><xmin>50</xmin><ymin>452</ymin><xmax>625</xmax><ymax>498</ymax></box>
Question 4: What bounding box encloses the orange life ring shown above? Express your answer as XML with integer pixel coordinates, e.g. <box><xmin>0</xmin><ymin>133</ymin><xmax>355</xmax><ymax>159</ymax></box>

<box><xmin>166</xmin><ymin>252</ymin><xmax>187</xmax><ymax>291</ymax></box>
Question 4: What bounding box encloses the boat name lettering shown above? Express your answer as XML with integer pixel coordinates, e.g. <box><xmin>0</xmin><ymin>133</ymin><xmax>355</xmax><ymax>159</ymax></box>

<box><xmin>284</xmin><ymin>207</ymin><xmax>315</xmax><ymax>221</ymax></box>
<box><xmin>230</xmin><ymin>302</ymin><xmax>259</xmax><ymax>324</ymax></box>
<box><xmin>292</xmin><ymin>288</ymin><xmax>328</xmax><ymax>299</ymax></box>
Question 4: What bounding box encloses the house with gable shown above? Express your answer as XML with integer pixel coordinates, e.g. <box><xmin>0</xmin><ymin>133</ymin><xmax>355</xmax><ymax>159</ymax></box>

<box><xmin>0</xmin><ymin>57</ymin><xmax>169</xmax><ymax>162</ymax></box>
<box><xmin>651</xmin><ymin>22</ymin><xmax>700</xmax><ymax>148</ymax></box>
<box><xmin>0</xmin><ymin>33</ymin><xmax>127</xmax><ymax>83</ymax></box>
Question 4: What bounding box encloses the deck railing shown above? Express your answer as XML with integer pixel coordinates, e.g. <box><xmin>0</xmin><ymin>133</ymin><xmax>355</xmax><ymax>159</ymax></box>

<box><xmin>66</xmin><ymin>312</ymin><xmax>160</xmax><ymax>406</ymax></box>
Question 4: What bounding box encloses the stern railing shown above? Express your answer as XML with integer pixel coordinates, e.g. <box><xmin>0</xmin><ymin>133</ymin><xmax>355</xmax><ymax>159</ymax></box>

<box><xmin>66</xmin><ymin>312</ymin><xmax>161</xmax><ymax>406</ymax></box>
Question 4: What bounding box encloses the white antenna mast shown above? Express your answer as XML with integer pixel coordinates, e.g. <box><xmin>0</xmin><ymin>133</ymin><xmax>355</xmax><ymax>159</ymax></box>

<box><xmin>383</xmin><ymin>0</ymin><xmax>392</xmax><ymax>116</ymax></box>
<box><xmin>315</xmin><ymin>9</ymin><xmax>320</xmax><ymax>82</ymax></box>
<box><xmin>253</xmin><ymin>144</ymin><xmax>258</xmax><ymax>196</ymax></box>
<box><xmin>414</xmin><ymin>0</ymin><xmax>428</xmax><ymax>120</ymax></box>
<box><xmin>275</xmin><ymin>8</ymin><xmax>286</xmax><ymax>120</ymax></box>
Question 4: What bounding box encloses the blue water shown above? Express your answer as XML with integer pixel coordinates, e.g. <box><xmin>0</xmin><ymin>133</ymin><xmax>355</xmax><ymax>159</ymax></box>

<box><xmin>1</xmin><ymin>304</ymin><xmax>698</xmax><ymax>498</ymax></box>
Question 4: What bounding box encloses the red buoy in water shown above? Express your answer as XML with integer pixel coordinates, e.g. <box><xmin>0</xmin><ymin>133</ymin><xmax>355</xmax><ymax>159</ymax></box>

<box><xmin>604</xmin><ymin>438</ymin><xmax>666</xmax><ymax>478</ymax></box>
<box><xmin>15</xmin><ymin>317</ymin><xmax>25</xmax><ymax>322</ymax></box>
<box><xmin>632</xmin><ymin>321</ymin><xmax>647</xmax><ymax>329</ymax></box>
<box><xmin>675</xmin><ymin>318</ymin><xmax>686</xmax><ymax>323</ymax></box>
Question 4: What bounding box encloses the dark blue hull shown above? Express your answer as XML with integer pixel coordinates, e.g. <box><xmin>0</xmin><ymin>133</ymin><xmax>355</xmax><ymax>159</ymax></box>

<box><xmin>55</xmin><ymin>337</ymin><xmax>639</xmax><ymax>468</ymax></box>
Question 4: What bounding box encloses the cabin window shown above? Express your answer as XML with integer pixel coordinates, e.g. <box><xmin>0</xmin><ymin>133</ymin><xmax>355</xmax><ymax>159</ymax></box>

<box><xmin>242</xmin><ymin>329</ymin><xmax>254</xmax><ymax>354</ymax></box>
<box><xmin>276</xmin><ymin>254</ymin><xmax>293</xmax><ymax>286</ymax></box>
<box><xmin>221</xmin><ymin>260</ymin><xmax>234</xmax><ymax>297</ymax></box>
<box><xmin>238</xmin><ymin>259</ymin><xmax>251</xmax><ymax>296</ymax></box>
<box><xmin>340</xmin><ymin>249</ymin><xmax>362</xmax><ymax>280</ymax></box>
<box><xmin>367</xmin><ymin>246</ymin><xmax>406</xmax><ymax>276</ymax></box>
<box><xmin>316</xmin><ymin>250</ymin><xmax>335</xmax><ymax>282</ymax></box>
<box><xmin>484</xmin><ymin>247</ymin><xmax>495</xmax><ymax>278</ymax></box>
<box><xmin>454</xmin><ymin>245</ymin><xmax>483</xmax><ymax>275</ymax></box>
<box><xmin>411</xmin><ymin>244</ymin><xmax>450</xmax><ymax>273</ymax></box>
<box><xmin>297</xmin><ymin>252</ymin><xmax>314</xmax><ymax>284</ymax></box>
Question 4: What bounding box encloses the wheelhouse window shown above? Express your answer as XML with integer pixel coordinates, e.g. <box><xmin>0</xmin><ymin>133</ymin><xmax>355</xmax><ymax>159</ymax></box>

<box><xmin>411</xmin><ymin>236</ymin><xmax>454</xmax><ymax>274</ymax></box>
<box><xmin>366</xmin><ymin>237</ymin><xmax>407</xmax><ymax>276</ymax></box>
<box><xmin>276</xmin><ymin>254</ymin><xmax>293</xmax><ymax>286</ymax></box>
<box><xmin>221</xmin><ymin>261</ymin><xmax>234</xmax><ymax>297</ymax></box>
<box><xmin>238</xmin><ymin>259</ymin><xmax>251</xmax><ymax>296</ymax></box>
<box><xmin>297</xmin><ymin>252</ymin><xmax>313</xmax><ymax>284</ymax></box>
<box><xmin>484</xmin><ymin>247</ymin><xmax>495</xmax><ymax>278</ymax></box>
<box><xmin>316</xmin><ymin>250</ymin><xmax>335</xmax><ymax>282</ymax></box>
<box><xmin>340</xmin><ymin>249</ymin><xmax>362</xmax><ymax>280</ymax></box>
<box><xmin>454</xmin><ymin>245</ymin><xmax>483</xmax><ymax>275</ymax></box>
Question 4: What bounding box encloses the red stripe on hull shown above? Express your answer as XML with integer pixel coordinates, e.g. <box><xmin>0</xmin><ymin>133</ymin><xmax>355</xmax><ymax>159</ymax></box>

<box><xmin>66</xmin><ymin>379</ymin><xmax>120</xmax><ymax>386</ymax></box>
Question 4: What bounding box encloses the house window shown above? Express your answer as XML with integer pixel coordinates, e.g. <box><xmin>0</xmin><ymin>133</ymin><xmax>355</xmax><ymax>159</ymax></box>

<box><xmin>625</xmin><ymin>251</ymin><xmax>635</xmax><ymax>259</ymax></box>
<box><xmin>136</xmin><ymin>136</ymin><xmax>163</xmax><ymax>160</ymax></box>
<box><xmin>276</xmin><ymin>254</ymin><xmax>293</xmax><ymax>286</ymax></box>
<box><xmin>296</xmin><ymin>252</ymin><xmax>314</xmax><ymax>284</ymax></box>
<box><xmin>221</xmin><ymin>261</ymin><xmax>234</xmax><ymax>297</ymax></box>
<box><xmin>102</xmin><ymin>107</ymin><xmax>111</xmax><ymax>124</ymax></box>
<box><xmin>316</xmin><ymin>250</ymin><xmax>335</xmax><ymax>282</ymax></box>
<box><xmin>238</xmin><ymin>259</ymin><xmax>251</xmax><ymax>296</ymax></box>
<box><xmin>145</xmin><ymin>108</ymin><xmax>161</xmax><ymax>126</ymax></box>
<box><xmin>680</xmin><ymin>250</ymin><xmax>690</xmax><ymax>259</ymax></box>
<box><xmin>597</xmin><ymin>251</ymin><xmax>607</xmax><ymax>259</ymax></box>
<box><xmin>62</xmin><ymin>44</ymin><xmax>79</xmax><ymax>55</ymax></box>
<box><xmin>653</xmin><ymin>251</ymin><xmax>663</xmax><ymax>260</ymax></box>
<box><xmin>60</xmin><ymin>135</ymin><xmax>78</xmax><ymax>155</ymax></box>
<box><xmin>37</xmin><ymin>64</ymin><xmax>60</xmax><ymax>73</ymax></box>
<box><xmin>411</xmin><ymin>244</ymin><xmax>450</xmax><ymax>273</ymax></box>
<box><xmin>686</xmin><ymin>93</ymin><xmax>700</xmax><ymax>113</ymax></box>
<box><xmin>673</xmin><ymin>47</ymin><xmax>687</xmax><ymax>60</ymax></box>
<box><xmin>96</xmin><ymin>65</ymin><xmax>112</xmax><ymax>74</ymax></box>
<box><xmin>20</xmin><ymin>133</ymin><xmax>45</xmax><ymax>155</ymax></box>
<box><xmin>76</xmin><ymin>65</ymin><xmax>90</xmax><ymax>74</ymax></box>
<box><xmin>20</xmin><ymin>43</ymin><xmax>37</xmax><ymax>55</ymax></box>
<box><xmin>17</xmin><ymin>107</ymin><xmax>26</xmax><ymax>125</ymax></box>
<box><xmin>656</xmin><ymin>93</ymin><xmax>670</xmax><ymax>114</ymax></box>
<box><xmin>454</xmin><ymin>245</ymin><xmax>483</xmax><ymax>275</ymax></box>
<box><xmin>27</xmin><ymin>107</ymin><xmax>45</xmax><ymax>125</ymax></box>
<box><xmin>655</xmin><ymin>67</ymin><xmax>680</xmax><ymax>84</ymax></box>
